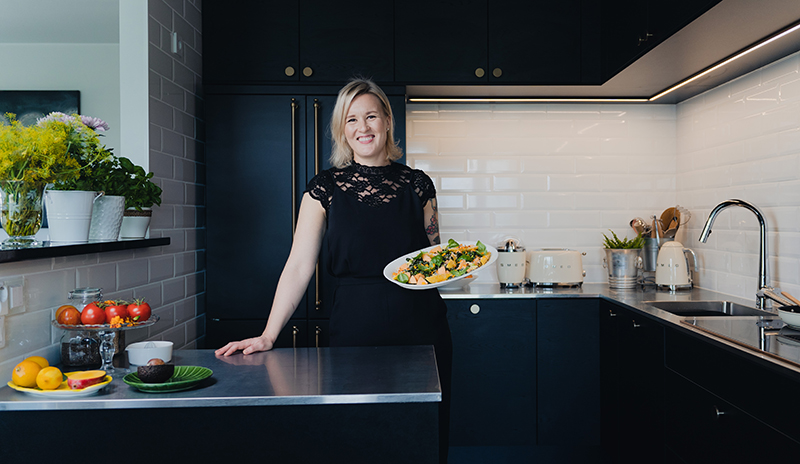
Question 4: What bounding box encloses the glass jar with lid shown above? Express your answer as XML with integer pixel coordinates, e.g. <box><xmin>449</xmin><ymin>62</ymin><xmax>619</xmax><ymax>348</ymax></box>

<box><xmin>59</xmin><ymin>287</ymin><xmax>103</xmax><ymax>369</ymax></box>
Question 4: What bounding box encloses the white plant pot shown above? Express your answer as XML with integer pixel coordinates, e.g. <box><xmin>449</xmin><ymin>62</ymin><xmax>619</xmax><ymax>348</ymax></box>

<box><xmin>119</xmin><ymin>208</ymin><xmax>152</xmax><ymax>239</ymax></box>
<box><xmin>45</xmin><ymin>190</ymin><xmax>104</xmax><ymax>244</ymax></box>
<box><xmin>89</xmin><ymin>195</ymin><xmax>125</xmax><ymax>242</ymax></box>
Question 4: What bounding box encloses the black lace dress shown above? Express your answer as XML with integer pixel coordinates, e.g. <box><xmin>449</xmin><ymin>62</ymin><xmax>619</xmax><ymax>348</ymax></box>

<box><xmin>306</xmin><ymin>161</ymin><xmax>452</xmax><ymax>460</ymax></box>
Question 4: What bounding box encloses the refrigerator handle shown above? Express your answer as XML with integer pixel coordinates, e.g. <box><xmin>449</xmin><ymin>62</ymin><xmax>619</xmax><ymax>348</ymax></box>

<box><xmin>291</xmin><ymin>98</ymin><xmax>299</xmax><ymax>235</ymax></box>
<box><xmin>314</xmin><ymin>99</ymin><xmax>322</xmax><ymax>313</ymax></box>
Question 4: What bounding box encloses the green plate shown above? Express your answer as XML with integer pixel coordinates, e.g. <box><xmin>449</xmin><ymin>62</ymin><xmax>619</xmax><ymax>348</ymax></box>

<box><xmin>123</xmin><ymin>366</ymin><xmax>213</xmax><ymax>393</ymax></box>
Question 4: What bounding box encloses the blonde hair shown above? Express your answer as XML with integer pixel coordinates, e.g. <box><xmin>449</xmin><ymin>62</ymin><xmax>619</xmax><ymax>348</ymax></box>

<box><xmin>330</xmin><ymin>78</ymin><xmax>403</xmax><ymax>168</ymax></box>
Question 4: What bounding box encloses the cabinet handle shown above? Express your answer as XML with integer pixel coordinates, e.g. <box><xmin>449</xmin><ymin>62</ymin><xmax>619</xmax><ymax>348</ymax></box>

<box><xmin>290</xmin><ymin>99</ymin><xmax>299</xmax><ymax>235</ymax></box>
<box><xmin>313</xmin><ymin>99</ymin><xmax>322</xmax><ymax>312</ymax></box>
<box><xmin>632</xmin><ymin>321</ymin><xmax>641</xmax><ymax>328</ymax></box>
<box><xmin>315</xmin><ymin>325</ymin><xmax>322</xmax><ymax>348</ymax></box>
<box><xmin>609</xmin><ymin>310</ymin><xmax>617</xmax><ymax>317</ymax></box>
<box><xmin>714</xmin><ymin>405</ymin><xmax>725</xmax><ymax>420</ymax></box>
<box><xmin>303</xmin><ymin>67</ymin><xmax>313</xmax><ymax>77</ymax></box>
<box><xmin>475</xmin><ymin>68</ymin><xmax>485</xmax><ymax>78</ymax></box>
<box><xmin>492</xmin><ymin>68</ymin><xmax>502</xmax><ymax>78</ymax></box>
<box><xmin>285</xmin><ymin>66</ymin><xmax>296</xmax><ymax>77</ymax></box>
<box><xmin>292</xmin><ymin>325</ymin><xmax>299</xmax><ymax>349</ymax></box>
<box><xmin>638</xmin><ymin>32</ymin><xmax>653</xmax><ymax>46</ymax></box>
<box><xmin>469</xmin><ymin>304</ymin><xmax>480</xmax><ymax>314</ymax></box>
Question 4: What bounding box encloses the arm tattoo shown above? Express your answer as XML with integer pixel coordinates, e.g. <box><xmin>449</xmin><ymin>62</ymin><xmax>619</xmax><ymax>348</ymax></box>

<box><xmin>426</xmin><ymin>200</ymin><xmax>440</xmax><ymax>244</ymax></box>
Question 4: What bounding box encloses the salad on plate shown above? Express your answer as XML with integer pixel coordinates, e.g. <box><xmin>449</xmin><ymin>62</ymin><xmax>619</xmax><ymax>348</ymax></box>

<box><xmin>390</xmin><ymin>239</ymin><xmax>493</xmax><ymax>286</ymax></box>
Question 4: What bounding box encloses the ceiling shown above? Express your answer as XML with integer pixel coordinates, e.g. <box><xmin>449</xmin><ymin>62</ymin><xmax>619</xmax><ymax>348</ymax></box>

<box><xmin>407</xmin><ymin>0</ymin><xmax>800</xmax><ymax>103</ymax></box>
<box><xmin>2</xmin><ymin>0</ymin><xmax>800</xmax><ymax>103</ymax></box>
<box><xmin>0</xmin><ymin>0</ymin><xmax>119</xmax><ymax>44</ymax></box>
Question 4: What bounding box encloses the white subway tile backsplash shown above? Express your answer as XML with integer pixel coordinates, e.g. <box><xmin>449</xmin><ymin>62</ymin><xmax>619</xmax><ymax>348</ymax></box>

<box><xmin>407</xmin><ymin>50</ymin><xmax>800</xmax><ymax>301</ymax></box>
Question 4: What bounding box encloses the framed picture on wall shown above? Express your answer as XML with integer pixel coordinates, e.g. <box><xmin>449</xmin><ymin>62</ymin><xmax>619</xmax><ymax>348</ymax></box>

<box><xmin>0</xmin><ymin>90</ymin><xmax>80</xmax><ymax>125</ymax></box>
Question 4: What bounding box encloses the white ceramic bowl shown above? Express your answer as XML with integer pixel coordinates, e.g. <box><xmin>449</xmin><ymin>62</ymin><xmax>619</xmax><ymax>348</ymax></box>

<box><xmin>778</xmin><ymin>306</ymin><xmax>800</xmax><ymax>330</ymax></box>
<box><xmin>126</xmin><ymin>341</ymin><xmax>173</xmax><ymax>365</ymax></box>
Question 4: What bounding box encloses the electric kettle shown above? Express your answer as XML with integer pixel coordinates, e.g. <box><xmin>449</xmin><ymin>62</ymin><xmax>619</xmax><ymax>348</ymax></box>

<box><xmin>655</xmin><ymin>241</ymin><xmax>698</xmax><ymax>291</ymax></box>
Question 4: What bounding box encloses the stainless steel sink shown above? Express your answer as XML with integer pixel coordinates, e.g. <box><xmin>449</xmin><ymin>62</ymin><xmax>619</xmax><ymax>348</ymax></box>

<box><xmin>644</xmin><ymin>300</ymin><xmax>776</xmax><ymax>318</ymax></box>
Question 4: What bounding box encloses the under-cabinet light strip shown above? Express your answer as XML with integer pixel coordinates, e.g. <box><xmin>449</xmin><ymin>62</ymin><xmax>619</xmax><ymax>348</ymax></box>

<box><xmin>408</xmin><ymin>19</ymin><xmax>800</xmax><ymax>104</ymax></box>
<box><xmin>407</xmin><ymin>97</ymin><xmax>649</xmax><ymax>103</ymax></box>
<box><xmin>649</xmin><ymin>20</ymin><xmax>800</xmax><ymax>101</ymax></box>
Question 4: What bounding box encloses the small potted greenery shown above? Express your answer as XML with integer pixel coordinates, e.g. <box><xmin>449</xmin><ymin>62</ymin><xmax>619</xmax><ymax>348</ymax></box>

<box><xmin>116</xmin><ymin>156</ymin><xmax>162</xmax><ymax>239</ymax></box>
<box><xmin>602</xmin><ymin>230</ymin><xmax>645</xmax><ymax>289</ymax></box>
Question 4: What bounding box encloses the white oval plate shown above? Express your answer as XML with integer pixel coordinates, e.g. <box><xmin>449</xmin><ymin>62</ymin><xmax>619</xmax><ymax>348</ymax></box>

<box><xmin>383</xmin><ymin>241</ymin><xmax>497</xmax><ymax>290</ymax></box>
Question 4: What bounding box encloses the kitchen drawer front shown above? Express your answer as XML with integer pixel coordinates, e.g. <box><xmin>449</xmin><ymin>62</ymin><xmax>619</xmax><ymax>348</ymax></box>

<box><xmin>665</xmin><ymin>369</ymin><xmax>800</xmax><ymax>462</ymax></box>
<box><xmin>665</xmin><ymin>329</ymin><xmax>800</xmax><ymax>444</ymax></box>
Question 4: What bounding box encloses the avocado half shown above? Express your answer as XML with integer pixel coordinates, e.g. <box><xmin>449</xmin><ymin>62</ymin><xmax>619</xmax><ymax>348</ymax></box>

<box><xmin>137</xmin><ymin>364</ymin><xmax>175</xmax><ymax>383</ymax></box>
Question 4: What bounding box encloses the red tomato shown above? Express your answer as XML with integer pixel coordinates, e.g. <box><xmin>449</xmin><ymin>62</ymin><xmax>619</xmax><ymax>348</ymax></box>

<box><xmin>80</xmin><ymin>303</ymin><xmax>106</xmax><ymax>325</ymax></box>
<box><xmin>105</xmin><ymin>304</ymin><xmax>129</xmax><ymax>321</ymax></box>
<box><xmin>127</xmin><ymin>301</ymin><xmax>151</xmax><ymax>322</ymax></box>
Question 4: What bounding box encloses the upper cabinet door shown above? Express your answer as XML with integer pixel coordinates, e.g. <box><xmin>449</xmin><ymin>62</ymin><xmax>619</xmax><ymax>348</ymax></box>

<box><xmin>601</xmin><ymin>0</ymin><xmax>721</xmax><ymax>82</ymax></box>
<box><xmin>300</xmin><ymin>1</ymin><xmax>394</xmax><ymax>84</ymax></box>
<box><xmin>203</xmin><ymin>1</ymin><xmax>300</xmax><ymax>84</ymax></box>
<box><xmin>487</xmin><ymin>0</ymin><xmax>583</xmax><ymax>84</ymax></box>
<box><xmin>395</xmin><ymin>0</ymin><xmax>489</xmax><ymax>84</ymax></box>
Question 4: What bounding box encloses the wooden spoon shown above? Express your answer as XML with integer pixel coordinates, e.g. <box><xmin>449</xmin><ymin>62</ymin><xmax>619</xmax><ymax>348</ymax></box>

<box><xmin>660</xmin><ymin>207</ymin><xmax>677</xmax><ymax>235</ymax></box>
<box><xmin>783</xmin><ymin>291</ymin><xmax>800</xmax><ymax>306</ymax></box>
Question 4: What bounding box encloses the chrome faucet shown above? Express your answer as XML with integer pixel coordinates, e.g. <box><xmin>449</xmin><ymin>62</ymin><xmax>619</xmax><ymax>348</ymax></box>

<box><xmin>699</xmin><ymin>199</ymin><xmax>773</xmax><ymax>310</ymax></box>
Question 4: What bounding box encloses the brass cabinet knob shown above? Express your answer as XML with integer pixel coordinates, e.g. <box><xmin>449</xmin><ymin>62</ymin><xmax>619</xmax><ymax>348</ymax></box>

<box><xmin>303</xmin><ymin>67</ymin><xmax>313</xmax><ymax>77</ymax></box>
<box><xmin>285</xmin><ymin>66</ymin><xmax>295</xmax><ymax>77</ymax></box>
<box><xmin>475</xmin><ymin>68</ymin><xmax>485</xmax><ymax>78</ymax></box>
<box><xmin>492</xmin><ymin>68</ymin><xmax>502</xmax><ymax>78</ymax></box>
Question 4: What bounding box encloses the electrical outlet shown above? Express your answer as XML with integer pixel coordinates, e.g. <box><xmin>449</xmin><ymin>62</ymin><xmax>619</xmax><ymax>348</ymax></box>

<box><xmin>6</xmin><ymin>277</ymin><xmax>24</xmax><ymax>313</ymax></box>
<box><xmin>0</xmin><ymin>316</ymin><xmax>5</xmax><ymax>349</ymax></box>
<box><xmin>0</xmin><ymin>283</ymin><xmax>8</xmax><ymax>316</ymax></box>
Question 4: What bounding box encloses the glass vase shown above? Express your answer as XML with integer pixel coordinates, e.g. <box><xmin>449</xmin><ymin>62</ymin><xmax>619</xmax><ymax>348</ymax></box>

<box><xmin>0</xmin><ymin>180</ymin><xmax>45</xmax><ymax>248</ymax></box>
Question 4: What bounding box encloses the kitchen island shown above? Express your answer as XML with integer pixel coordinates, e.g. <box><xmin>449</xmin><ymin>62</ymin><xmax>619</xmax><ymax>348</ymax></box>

<box><xmin>0</xmin><ymin>346</ymin><xmax>441</xmax><ymax>464</ymax></box>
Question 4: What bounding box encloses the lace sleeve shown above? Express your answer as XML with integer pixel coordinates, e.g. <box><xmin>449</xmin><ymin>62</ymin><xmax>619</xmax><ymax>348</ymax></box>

<box><xmin>305</xmin><ymin>170</ymin><xmax>334</xmax><ymax>211</ymax></box>
<box><xmin>412</xmin><ymin>170</ymin><xmax>437</xmax><ymax>206</ymax></box>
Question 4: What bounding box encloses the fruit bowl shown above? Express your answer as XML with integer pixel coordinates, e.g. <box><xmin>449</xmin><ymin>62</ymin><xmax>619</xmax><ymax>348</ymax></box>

<box><xmin>7</xmin><ymin>372</ymin><xmax>112</xmax><ymax>397</ymax></box>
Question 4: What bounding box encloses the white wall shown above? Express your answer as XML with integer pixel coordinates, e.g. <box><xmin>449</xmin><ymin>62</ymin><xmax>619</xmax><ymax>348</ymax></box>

<box><xmin>677</xmin><ymin>52</ymin><xmax>800</xmax><ymax>301</ymax></box>
<box><xmin>406</xmin><ymin>103</ymin><xmax>678</xmax><ymax>284</ymax></box>
<box><xmin>407</xmin><ymin>49</ymin><xmax>800</xmax><ymax>302</ymax></box>
<box><xmin>0</xmin><ymin>43</ymin><xmax>121</xmax><ymax>152</ymax></box>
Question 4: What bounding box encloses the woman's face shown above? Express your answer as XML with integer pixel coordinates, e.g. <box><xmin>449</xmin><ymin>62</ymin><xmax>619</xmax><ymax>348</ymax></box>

<box><xmin>344</xmin><ymin>93</ymin><xmax>390</xmax><ymax>166</ymax></box>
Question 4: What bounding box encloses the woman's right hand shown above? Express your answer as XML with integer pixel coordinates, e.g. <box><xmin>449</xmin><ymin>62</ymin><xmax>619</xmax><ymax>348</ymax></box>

<box><xmin>215</xmin><ymin>335</ymin><xmax>274</xmax><ymax>357</ymax></box>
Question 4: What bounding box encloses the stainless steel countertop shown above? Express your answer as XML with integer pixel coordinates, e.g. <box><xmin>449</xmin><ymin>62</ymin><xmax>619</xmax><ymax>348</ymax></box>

<box><xmin>442</xmin><ymin>282</ymin><xmax>800</xmax><ymax>375</ymax></box>
<box><xmin>0</xmin><ymin>345</ymin><xmax>441</xmax><ymax>411</ymax></box>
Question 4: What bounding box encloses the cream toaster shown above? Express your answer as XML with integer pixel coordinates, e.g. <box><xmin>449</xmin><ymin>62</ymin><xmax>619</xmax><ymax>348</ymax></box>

<box><xmin>527</xmin><ymin>248</ymin><xmax>586</xmax><ymax>287</ymax></box>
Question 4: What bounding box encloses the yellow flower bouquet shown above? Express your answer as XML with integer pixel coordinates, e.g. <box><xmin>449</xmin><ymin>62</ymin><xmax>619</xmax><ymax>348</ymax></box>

<box><xmin>0</xmin><ymin>113</ymin><xmax>112</xmax><ymax>247</ymax></box>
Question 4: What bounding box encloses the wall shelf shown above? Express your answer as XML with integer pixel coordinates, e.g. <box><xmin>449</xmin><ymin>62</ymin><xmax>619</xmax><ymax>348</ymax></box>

<box><xmin>0</xmin><ymin>238</ymin><xmax>170</xmax><ymax>264</ymax></box>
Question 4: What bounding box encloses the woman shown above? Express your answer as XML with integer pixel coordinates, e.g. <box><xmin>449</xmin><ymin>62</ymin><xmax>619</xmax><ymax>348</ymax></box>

<box><xmin>215</xmin><ymin>78</ymin><xmax>452</xmax><ymax>462</ymax></box>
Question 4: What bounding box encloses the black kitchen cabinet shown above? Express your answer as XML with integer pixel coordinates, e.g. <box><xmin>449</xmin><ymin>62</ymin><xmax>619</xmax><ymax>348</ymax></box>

<box><xmin>664</xmin><ymin>369</ymin><xmax>800</xmax><ymax>463</ymax></box>
<box><xmin>487</xmin><ymin>1</ymin><xmax>584</xmax><ymax>84</ymax></box>
<box><xmin>664</xmin><ymin>329</ymin><xmax>800</xmax><ymax>451</ymax></box>
<box><xmin>205</xmin><ymin>87</ymin><xmax>405</xmax><ymax>348</ymax></box>
<box><xmin>536</xmin><ymin>298</ymin><xmax>602</xmax><ymax>460</ymax></box>
<box><xmin>600</xmin><ymin>299</ymin><xmax>665</xmax><ymax>464</ymax></box>
<box><xmin>394</xmin><ymin>0</ymin><xmax>488</xmax><ymax>84</ymax></box>
<box><xmin>445</xmin><ymin>298</ymin><xmax>536</xmax><ymax>462</ymax></box>
<box><xmin>203</xmin><ymin>1</ymin><xmax>299</xmax><ymax>83</ymax></box>
<box><xmin>395</xmin><ymin>0</ymin><xmax>594</xmax><ymax>85</ymax></box>
<box><xmin>203</xmin><ymin>0</ymin><xmax>393</xmax><ymax>85</ymax></box>
<box><xmin>601</xmin><ymin>0</ymin><xmax>722</xmax><ymax>81</ymax></box>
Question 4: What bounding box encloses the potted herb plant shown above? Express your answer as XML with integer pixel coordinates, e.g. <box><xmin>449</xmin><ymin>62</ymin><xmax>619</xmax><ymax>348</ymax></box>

<box><xmin>40</xmin><ymin>113</ymin><xmax>114</xmax><ymax>244</ymax></box>
<box><xmin>602</xmin><ymin>230</ymin><xmax>645</xmax><ymax>289</ymax></box>
<box><xmin>116</xmin><ymin>157</ymin><xmax>162</xmax><ymax>239</ymax></box>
